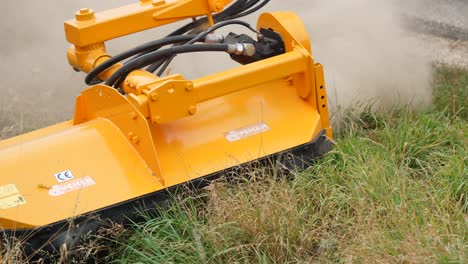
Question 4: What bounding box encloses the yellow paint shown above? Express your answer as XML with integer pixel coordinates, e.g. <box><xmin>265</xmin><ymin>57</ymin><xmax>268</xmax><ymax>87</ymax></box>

<box><xmin>64</xmin><ymin>0</ymin><xmax>234</xmax><ymax>47</ymax></box>
<box><xmin>0</xmin><ymin>2</ymin><xmax>332</xmax><ymax>230</ymax></box>
<box><xmin>0</xmin><ymin>184</ymin><xmax>26</xmax><ymax>210</ymax></box>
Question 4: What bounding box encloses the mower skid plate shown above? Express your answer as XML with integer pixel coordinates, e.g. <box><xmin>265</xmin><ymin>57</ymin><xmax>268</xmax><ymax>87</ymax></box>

<box><xmin>1</xmin><ymin>130</ymin><xmax>332</xmax><ymax>256</ymax></box>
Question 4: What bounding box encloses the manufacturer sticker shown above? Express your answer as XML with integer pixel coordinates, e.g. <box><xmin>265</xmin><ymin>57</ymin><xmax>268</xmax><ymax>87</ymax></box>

<box><xmin>0</xmin><ymin>184</ymin><xmax>26</xmax><ymax>209</ymax></box>
<box><xmin>225</xmin><ymin>123</ymin><xmax>270</xmax><ymax>142</ymax></box>
<box><xmin>54</xmin><ymin>169</ymin><xmax>74</xmax><ymax>183</ymax></box>
<box><xmin>49</xmin><ymin>176</ymin><xmax>96</xmax><ymax>197</ymax></box>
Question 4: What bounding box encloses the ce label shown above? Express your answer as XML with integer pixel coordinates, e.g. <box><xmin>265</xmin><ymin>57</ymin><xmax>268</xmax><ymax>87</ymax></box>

<box><xmin>54</xmin><ymin>170</ymin><xmax>74</xmax><ymax>183</ymax></box>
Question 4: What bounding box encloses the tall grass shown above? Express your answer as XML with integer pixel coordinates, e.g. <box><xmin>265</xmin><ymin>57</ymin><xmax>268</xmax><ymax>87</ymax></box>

<box><xmin>433</xmin><ymin>65</ymin><xmax>468</xmax><ymax>119</ymax></box>
<box><xmin>1</xmin><ymin>66</ymin><xmax>466</xmax><ymax>263</ymax></box>
<box><xmin>111</xmin><ymin>66</ymin><xmax>467</xmax><ymax>263</ymax></box>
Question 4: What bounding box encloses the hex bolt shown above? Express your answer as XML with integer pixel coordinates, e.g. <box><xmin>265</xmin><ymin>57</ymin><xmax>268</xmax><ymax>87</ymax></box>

<box><xmin>188</xmin><ymin>105</ymin><xmax>197</xmax><ymax>115</ymax></box>
<box><xmin>151</xmin><ymin>93</ymin><xmax>159</xmax><ymax>101</ymax></box>
<box><xmin>75</xmin><ymin>8</ymin><xmax>95</xmax><ymax>21</ymax></box>
<box><xmin>132</xmin><ymin>136</ymin><xmax>140</xmax><ymax>144</ymax></box>
<box><xmin>152</xmin><ymin>116</ymin><xmax>161</xmax><ymax>124</ymax></box>
<box><xmin>185</xmin><ymin>83</ymin><xmax>194</xmax><ymax>92</ymax></box>
<box><xmin>129</xmin><ymin>81</ymin><xmax>137</xmax><ymax>89</ymax></box>
<box><xmin>130</xmin><ymin>112</ymin><xmax>138</xmax><ymax>120</ymax></box>
<box><xmin>215</xmin><ymin>1</ymin><xmax>223</xmax><ymax>10</ymax></box>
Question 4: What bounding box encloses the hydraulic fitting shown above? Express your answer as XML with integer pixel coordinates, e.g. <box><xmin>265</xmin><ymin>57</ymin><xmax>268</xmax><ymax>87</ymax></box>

<box><xmin>227</xmin><ymin>43</ymin><xmax>256</xmax><ymax>56</ymax></box>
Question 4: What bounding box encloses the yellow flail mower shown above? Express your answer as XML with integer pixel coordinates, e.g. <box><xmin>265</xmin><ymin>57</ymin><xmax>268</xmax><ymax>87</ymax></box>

<box><xmin>0</xmin><ymin>0</ymin><xmax>332</xmax><ymax>257</ymax></box>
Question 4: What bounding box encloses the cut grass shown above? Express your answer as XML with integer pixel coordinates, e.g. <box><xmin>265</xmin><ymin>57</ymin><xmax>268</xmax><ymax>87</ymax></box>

<box><xmin>111</xmin><ymin>66</ymin><xmax>467</xmax><ymax>263</ymax></box>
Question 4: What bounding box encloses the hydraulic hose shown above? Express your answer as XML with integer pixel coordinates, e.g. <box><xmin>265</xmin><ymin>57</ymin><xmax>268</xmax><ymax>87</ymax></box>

<box><xmin>105</xmin><ymin>44</ymin><xmax>231</xmax><ymax>87</ymax></box>
<box><xmin>186</xmin><ymin>20</ymin><xmax>259</xmax><ymax>45</ymax></box>
<box><xmin>85</xmin><ymin>35</ymin><xmax>197</xmax><ymax>85</ymax></box>
<box><xmin>230</xmin><ymin>0</ymin><xmax>270</xmax><ymax>19</ymax></box>
<box><xmin>146</xmin><ymin>56</ymin><xmax>173</xmax><ymax>74</ymax></box>
<box><xmin>147</xmin><ymin>20</ymin><xmax>259</xmax><ymax>74</ymax></box>
<box><xmin>167</xmin><ymin>0</ymin><xmax>252</xmax><ymax>36</ymax></box>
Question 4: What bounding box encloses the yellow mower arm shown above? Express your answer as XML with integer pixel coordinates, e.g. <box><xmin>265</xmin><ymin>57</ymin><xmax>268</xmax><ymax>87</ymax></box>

<box><xmin>65</xmin><ymin>0</ymin><xmax>234</xmax><ymax>47</ymax></box>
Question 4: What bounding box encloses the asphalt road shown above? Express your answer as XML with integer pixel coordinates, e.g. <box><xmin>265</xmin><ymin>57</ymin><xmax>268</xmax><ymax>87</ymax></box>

<box><xmin>402</xmin><ymin>0</ymin><xmax>468</xmax><ymax>40</ymax></box>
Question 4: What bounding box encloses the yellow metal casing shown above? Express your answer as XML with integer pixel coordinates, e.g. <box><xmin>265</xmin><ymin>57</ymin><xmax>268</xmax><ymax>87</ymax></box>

<box><xmin>0</xmin><ymin>7</ymin><xmax>332</xmax><ymax>233</ymax></box>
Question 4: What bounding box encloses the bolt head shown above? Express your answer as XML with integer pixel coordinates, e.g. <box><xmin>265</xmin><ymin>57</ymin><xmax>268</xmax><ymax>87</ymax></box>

<box><xmin>75</xmin><ymin>8</ymin><xmax>95</xmax><ymax>21</ymax></box>
<box><xmin>215</xmin><ymin>1</ymin><xmax>223</xmax><ymax>10</ymax></box>
<box><xmin>188</xmin><ymin>105</ymin><xmax>197</xmax><ymax>115</ymax></box>
<box><xmin>127</xmin><ymin>80</ymin><xmax>137</xmax><ymax>89</ymax></box>
<box><xmin>152</xmin><ymin>116</ymin><xmax>161</xmax><ymax>124</ymax></box>
<box><xmin>151</xmin><ymin>93</ymin><xmax>159</xmax><ymax>101</ymax></box>
<box><xmin>185</xmin><ymin>82</ymin><xmax>194</xmax><ymax>92</ymax></box>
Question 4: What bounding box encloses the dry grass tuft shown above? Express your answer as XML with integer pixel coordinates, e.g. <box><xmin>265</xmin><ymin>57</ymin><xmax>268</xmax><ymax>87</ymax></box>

<box><xmin>111</xmin><ymin>66</ymin><xmax>467</xmax><ymax>263</ymax></box>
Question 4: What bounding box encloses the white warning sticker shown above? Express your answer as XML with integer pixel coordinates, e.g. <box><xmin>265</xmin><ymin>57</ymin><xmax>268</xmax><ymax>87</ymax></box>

<box><xmin>0</xmin><ymin>184</ymin><xmax>26</xmax><ymax>209</ymax></box>
<box><xmin>54</xmin><ymin>170</ymin><xmax>74</xmax><ymax>183</ymax></box>
<box><xmin>48</xmin><ymin>176</ymin><xmax>96</xmax><ymax>197</ymax></box>
<box><xmin>225</xmin><ymin>123</ymin><xmax>270</xmax><ymax>142</ymax></box>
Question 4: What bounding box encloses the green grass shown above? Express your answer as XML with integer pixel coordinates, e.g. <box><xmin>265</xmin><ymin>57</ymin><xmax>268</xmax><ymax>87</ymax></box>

<box><xmin>1</xmin><ymin>66</ymin><xmax>466</xmax><ymax>263</ymax></box>
<box><xmin>433</xmin><ymin>66</ymin><xmax>468</xmax><ymax>119</ymax></box>
<box><xmin>109</xmin><ymin>66</ymin><xmax>467</xmax><ymax>263</ymax></box>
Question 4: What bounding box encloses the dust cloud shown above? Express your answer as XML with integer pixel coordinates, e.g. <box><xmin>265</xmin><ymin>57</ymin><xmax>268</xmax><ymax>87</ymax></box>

<box><xmin>0</xmin><ymin>0</ymin><xmax>432</xmax><ymax>134</ymax></box>
<box><xmin>264</xmin><ymin>0</ymin><xmax>433</xmax><ymax>110</ymax></box>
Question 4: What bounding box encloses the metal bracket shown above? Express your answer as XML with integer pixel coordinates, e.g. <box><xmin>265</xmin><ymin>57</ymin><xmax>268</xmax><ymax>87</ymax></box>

<box><xmin>148</xmin><ymin>80</ymin><xmax>197</xmax><ymax>124</ymax></box>
<box><xmin>74</xmin><ymin>85</ymin><xmax>164</xmax><ymax>185</ymax></box>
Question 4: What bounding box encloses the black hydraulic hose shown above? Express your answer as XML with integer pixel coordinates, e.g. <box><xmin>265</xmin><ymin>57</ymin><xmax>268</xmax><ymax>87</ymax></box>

<box><xmin>215</xmin><ymin>0</ymin><xmax>253</xmax><ymax>21</ymax></box>
<box><xmin>166</xmin><ymin>0</ymin><xmax>258</xmax><ymax>37</ymax></box>
<box><xmin>188</xmin><ymin>20</ymin><xmax>259</xmax><ymax>45</ymax></box>
<box><xmin>146</xmin><ymin>56</ymin><xmax>172</xmax><ymax>74</ymax></box>
<box><xmin>114</xmin><ymin>54</ymin><xmax>173</xmax><ymax>87</ymax></box>
<box><xmin>146</xmin><ymin>20</ymin><xmax>258</xmax><ymax>74</ymax></box>
<box><xmin>230</xmin><ymin>0</ymin><xmax>270</xmax><ymax>19</ymax></box>
<box><xmin>156</xmin><ymin>54</ymin><xmax>177</xmax><ymax>76</ymax></box>
<box><xmin>100</xmin><ymin>1</ymin><xmax>266</xmax><ymax>86</ymax></box>
<box><xmin>84</xmin><ymin>34</ymin><xmax>197</xmax><ymax>85</ymax></box>
<box><xmin>231</xmin><ymin>0</ymin><xmax>261</xmax><ymax>16</ymax></box>
<box><xmin>105</xmin><ymin>44</ymin><xmax>231</xmax><ymax>88</ymax></box>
